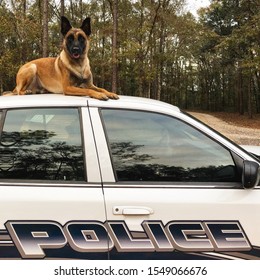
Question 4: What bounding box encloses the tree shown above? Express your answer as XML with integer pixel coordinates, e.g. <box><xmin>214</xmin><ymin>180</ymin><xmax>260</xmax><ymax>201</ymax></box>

<box><xmin>1</xmin><ymin>0</ymin><xmax>259</xmax><ymax>117</ymax></box>
<box><xmin>108</xmin><ymin>0</ymin><xmax>118</xmax><ymax>93</ymax></box>
<box><xmin>198</xmin><ymin>0</ymin><xmax>260</xmax><ymax>115</ymax></box>
<box><xmin>42</xmin><ymin>0</ymin><xmax>49</xmax><ymax>57</ymax></box>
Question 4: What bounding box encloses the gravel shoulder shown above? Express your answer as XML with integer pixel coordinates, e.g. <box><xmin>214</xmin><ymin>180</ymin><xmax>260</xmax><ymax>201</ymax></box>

<box><xmin>189</xmin><ymin>112</ymin><xmax>260</xmax><ymax>146</ymax></box>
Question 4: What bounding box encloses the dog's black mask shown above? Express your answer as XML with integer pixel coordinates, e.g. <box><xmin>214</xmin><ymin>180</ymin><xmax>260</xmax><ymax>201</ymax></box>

<box><xmin>66</xmin><ymin>33</ymin><xmax>86</xmax><ymax>60</ymax></box>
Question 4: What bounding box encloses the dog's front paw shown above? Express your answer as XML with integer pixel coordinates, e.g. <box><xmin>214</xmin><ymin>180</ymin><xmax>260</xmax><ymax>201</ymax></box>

<box><xmin>94</xmin><ymin>92</ymin><xmax>109</xmax><ymax>101</ymax></box>
<box><xmin>106</xmin><ymin>91</ymin><xmax>119</xmax><ymax>100</ymax></box>
<box><xmin>24</xmin><ymin>90</ymin><xmax>34</xmax><ymax>95</ymax></box>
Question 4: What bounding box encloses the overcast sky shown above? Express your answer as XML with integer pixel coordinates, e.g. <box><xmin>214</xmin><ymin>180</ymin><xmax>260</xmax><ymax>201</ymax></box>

<box><xmin>185</xmin><ymin>0</ymin><xmax>210</xmax><ymax>16</ymax></box>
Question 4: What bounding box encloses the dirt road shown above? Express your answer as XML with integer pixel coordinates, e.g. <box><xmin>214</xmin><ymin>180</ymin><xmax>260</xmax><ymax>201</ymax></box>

<box><xmin>189</xmin><ymin>112</ymin><xmax>260</xmax><ymax>146</ymax></box>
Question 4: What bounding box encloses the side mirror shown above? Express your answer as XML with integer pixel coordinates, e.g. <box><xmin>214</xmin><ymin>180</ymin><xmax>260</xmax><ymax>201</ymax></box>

<box><xmin>242</xmin><ymin>160</ymin><xmax>260</xmax><ymax>189</ymax></box>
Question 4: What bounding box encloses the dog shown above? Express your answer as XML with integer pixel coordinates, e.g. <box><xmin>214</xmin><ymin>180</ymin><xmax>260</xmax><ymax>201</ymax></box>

<box><xmin>3</xmin><ymin>16</ymin><xmax>118</xmax><ymax>100</ymax></box>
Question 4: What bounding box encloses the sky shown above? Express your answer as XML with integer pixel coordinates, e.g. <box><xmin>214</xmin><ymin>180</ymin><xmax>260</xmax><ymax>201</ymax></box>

<box><xmin>185</xmin><ymin>0</ymin><xmax>211</xmax><ymax>16</ymax></box>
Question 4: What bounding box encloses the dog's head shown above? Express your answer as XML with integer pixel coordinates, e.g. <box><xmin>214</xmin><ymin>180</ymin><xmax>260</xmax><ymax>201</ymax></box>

<box><xmin>61</xmin><ymin>16</ymin><xmax>91</xmax><ymax>60</ymax></box>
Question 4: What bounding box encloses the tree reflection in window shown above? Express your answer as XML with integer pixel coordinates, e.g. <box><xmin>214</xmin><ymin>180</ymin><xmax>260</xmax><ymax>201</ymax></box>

<box><xmin>0</xmin><ymin>108</ymin><xmax>85</xmax><ymax>181</ymax></box>
<box><xmin>102</xmin><ymin>110</ymin><xmax>238</xmax><ymax>182</ymax></box>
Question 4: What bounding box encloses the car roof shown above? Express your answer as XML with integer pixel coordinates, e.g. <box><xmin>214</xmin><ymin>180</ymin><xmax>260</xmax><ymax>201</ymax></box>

<box><xmin>0</xmin><ymin>94</ymin><xmax>88</xmax><ymax>108</ymax></box>
<box><xmin>88</xmin><ymin>95</ymin><xmax>180</xmax><ymax>113</ymax></box>
<box><xmin>0</xmin><ymin>94</ymin><xmax>180</xmax><ymax>114</ymax></box>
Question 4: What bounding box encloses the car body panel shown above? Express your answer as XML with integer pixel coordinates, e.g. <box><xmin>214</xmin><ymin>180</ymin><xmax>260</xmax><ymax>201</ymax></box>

<box><xmin>0</xmin><ymin>94</ymin><xmax>259</xmax><ymax>260</ymax></box>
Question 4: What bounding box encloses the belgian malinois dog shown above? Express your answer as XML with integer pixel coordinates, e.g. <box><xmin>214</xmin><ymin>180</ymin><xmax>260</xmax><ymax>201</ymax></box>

<box><xmin>4</xmin><ymin>16</ymin><xmax>118</xmax><ymax>100</ymax></box>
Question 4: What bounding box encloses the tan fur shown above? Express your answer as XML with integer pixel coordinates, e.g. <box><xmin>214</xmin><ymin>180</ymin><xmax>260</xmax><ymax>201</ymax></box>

<box><xmin>4</xmin><ymin>22</ymin><xmax>118</xmax><ymax>100</ymax></box>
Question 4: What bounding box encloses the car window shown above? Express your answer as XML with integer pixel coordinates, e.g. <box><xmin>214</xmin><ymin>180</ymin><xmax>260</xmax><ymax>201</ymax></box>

<box><xmin>101</xmin><ymin>109</ymin><xmax>238</xmax><ymax>182</ymax></box>
<box><xmin>0</xmin><ymin>108</ymin><xmax>85</xmax><ymax>181</ymax></box>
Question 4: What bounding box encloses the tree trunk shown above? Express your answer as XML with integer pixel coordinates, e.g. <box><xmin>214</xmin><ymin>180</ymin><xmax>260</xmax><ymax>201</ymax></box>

<box><xmin>79</xmin><ymin>0</ymin><xmax>83</xmax><ymax>21</ymax></box>
<box><xmin>42</xmin><ymin>0</ymin><xmax>48</xmax><ymax>57</ymax></box>
<box><xmin>237</xmin><ymin>67</ymin><xmax>244</xmax><ymax>115</ymax></box>
<box><xmin>60</xmin><ymin>0</ymin><xmax>65</xmax><ymax>16</ymax></box>
<box><xmin>247</xmin><ymin>75</ymin><xmax>253</xmax><ymax>118</ymax></box>
<box><xmin>157</xmin><ymin>20</ymin><xmax>165</xmax><ymax>101</ymax></box>
<box><xmin>60</xmin><ymin>0</ymin><xmax>65</xmax><ymax>44</ymax></box>
<box><xmin>101</xmin><ymin>0</ymin><xmax>106</xmax><ymax>88</ymax></box>
<box><xmin>69</xmin><ymin>0</ymin><xmax>74</xmax><ymax>21</ymax></box>
<box><xmin>253</xmin><ymin>71</ymin><xmax>260</xmax><ymax>113</ymax></box>
<box><xmin>23</xmin><ymin>0</ymin><xmax>26</xmax><ymax>16</ymax></box>
<box><xmin>111</xmin><ymin>0</ymin><xmax>118</xmax><ymax>93</ymax></box>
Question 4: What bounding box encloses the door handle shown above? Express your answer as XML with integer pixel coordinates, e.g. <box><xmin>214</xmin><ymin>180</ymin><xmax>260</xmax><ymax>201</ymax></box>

<box><xmin>113</xmin><ymin>206</ymin><xmax>154</xmax><ymax>216</ymax></box>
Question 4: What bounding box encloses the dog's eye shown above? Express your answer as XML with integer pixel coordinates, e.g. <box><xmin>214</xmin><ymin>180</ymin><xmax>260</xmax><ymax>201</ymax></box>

<box><xmin>78</xmin><ymin>35</ymin><xmax>85</xmax><ymax>43</ymax></box>
<box><xmin>67</xmin><ymin>35</ymin><xmax>74</xmax><ymax>42</ymax></box>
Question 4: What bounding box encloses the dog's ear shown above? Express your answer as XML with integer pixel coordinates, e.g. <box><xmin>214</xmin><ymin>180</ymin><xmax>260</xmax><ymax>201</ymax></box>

<box><xmin>61</xmin><ymin>16</ymin><xmax>72</xmax><ymax>36</ymax></box>
<box><xmin>80</xmin><ymin>17</ymin><xmax>91</xmax><ymax>36</ymax></box>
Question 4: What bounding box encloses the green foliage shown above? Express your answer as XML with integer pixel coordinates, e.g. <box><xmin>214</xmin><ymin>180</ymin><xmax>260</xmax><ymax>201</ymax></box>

<box><xmin>198</xmin><ymin>0</ymin><xmax>260</xmax><ymax>115</ymax></box>
<box><xmin>0</xmin><ymin>0</ymin><xmax>259</xmax><ymax>115</ymax></box>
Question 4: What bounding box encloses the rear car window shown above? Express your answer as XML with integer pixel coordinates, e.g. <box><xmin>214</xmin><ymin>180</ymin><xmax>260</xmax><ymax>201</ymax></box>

<box><xmin>101</xmin><ymin>109</ymin><xmax>238</xmax><ymax>183</ymax></box>
<box><xmin>0</xmin><ymin>108</ymin><xmax>85</xmax><ymax>181</ymax></box>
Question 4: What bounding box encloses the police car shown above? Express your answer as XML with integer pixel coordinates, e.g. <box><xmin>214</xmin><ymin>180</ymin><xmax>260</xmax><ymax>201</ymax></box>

<box><xmin>0</xmin><ymin>94</ymin><xmax>259</xmax><ymax>260</ymax></box>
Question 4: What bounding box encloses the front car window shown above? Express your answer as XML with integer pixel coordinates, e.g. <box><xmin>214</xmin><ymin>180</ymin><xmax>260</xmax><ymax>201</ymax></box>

<box><xmin>101</xmin><ymin>109</ymin><xmax>238</xmax><ymax>182</ymax></box>
<box><xmin>0</xmin><ymin>108</ymin><xmax>85</xmax><ymax>181</ymax></box>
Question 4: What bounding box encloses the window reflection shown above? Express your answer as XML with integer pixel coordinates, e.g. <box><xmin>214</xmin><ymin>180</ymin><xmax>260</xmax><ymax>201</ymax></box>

<box><xmin>102</xmin><ymin>110</ymin><xmax>238</xmax><ymax>182</ymax></box>
<box><xmin>0</xmin><ymin>108</ymin><xmax>85</xmax><ymax>181</ymax></box>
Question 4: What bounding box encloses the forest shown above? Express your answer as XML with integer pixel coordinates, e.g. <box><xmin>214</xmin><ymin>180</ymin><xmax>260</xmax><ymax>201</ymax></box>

<box><xmin>0</xmin><ymin>0</ymin><xmax>260</xmax><ymax>116</ymax></box>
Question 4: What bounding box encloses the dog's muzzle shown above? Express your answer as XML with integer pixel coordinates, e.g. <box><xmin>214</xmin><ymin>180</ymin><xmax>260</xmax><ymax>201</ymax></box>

<box><xmin>71</xmin><ymin>47</ymin><xmax>81</xmax><ymax>59</ymax></box>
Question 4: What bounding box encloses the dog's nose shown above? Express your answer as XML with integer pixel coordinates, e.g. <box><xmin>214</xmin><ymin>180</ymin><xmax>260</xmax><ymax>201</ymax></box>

<box><xmin>72</xmin><ymin>47</ymin><xmax>80</xmax><ymax>53</ymax></box>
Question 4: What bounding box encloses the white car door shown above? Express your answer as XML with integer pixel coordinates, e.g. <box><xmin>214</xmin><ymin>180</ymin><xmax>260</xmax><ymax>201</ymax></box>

<box><xmin>95</xmin><ymin>107</ymin><xmax>260</xmax><ymax>260</ymax></box>
<box><xmin>0</xmin><ymin>107</ymin><xmax>108</xmax><ymax>259</ymax></box>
